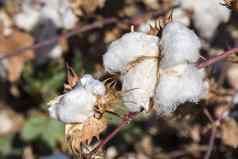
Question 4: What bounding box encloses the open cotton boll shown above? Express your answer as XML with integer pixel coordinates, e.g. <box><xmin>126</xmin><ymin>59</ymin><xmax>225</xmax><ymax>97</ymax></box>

<box><xmin>103</xmin><ymin>32</ymin><xmax>159</xmax><ymax>73</ymax></box>
<box><xmin>122</xmin><ymin>58</ymin><xmax>158</xmax><ymax>112</ymax></box>
<box><xmin>160</xmin><ymin>21</ymin><xmax>201</xmax><ymax>68</ymax></box>
<box><xmin>154</xmin><ymin>64</ymin><xmax>204</xmax><ymax>114</ymax></box>
<box><xmin>14</xmin><ymin>8</ymin><xmax>40</xmax><ymax>32</ymax></box>
<box><xmin>80</xmin><ymin>74</ymin><xmax>106</xmax><ymax>96</ymax></box>
<box><xmin>192</xmin><ymin>0</ymin><xmax>230</xmax><ymax>40</ymax></box>
<box><xmin>39</xmin><ymin>0</ymin><xmax>77</xmax><ymax>30</ymax></box>
<box><xmin>48</xmin><ymin>85</ymin><xmax>96</xmax><ymax>123</ymax></box>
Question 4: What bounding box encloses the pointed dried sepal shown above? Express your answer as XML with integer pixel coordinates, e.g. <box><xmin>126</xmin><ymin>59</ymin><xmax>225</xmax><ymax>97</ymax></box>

<box><xmin>64</xmin><ymin>64</ymin><xmax>79</xmax><ymax>92</ymax></box>
<box><xmin>222</xmin><ymin>0</ymin><xmax>238</xmax><ymax>11</ymax></box>
<box><xmin>64</xmin><ymin>116</ymin><xmax>107</xmax><ymax>156</ymax></box>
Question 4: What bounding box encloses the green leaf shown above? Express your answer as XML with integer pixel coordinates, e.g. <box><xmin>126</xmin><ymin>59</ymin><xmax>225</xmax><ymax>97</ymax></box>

<box><xmin>21</xmin><ymin>115</ymin><xmax>64</xmax><ymax>148</ymax></box>
<box><xmin>0</xmin><ymin>135</ymin><xmax>13</xmax><ymax>155</ymax></box>
<box><xmin>41</xmin><ymin>119</ymin><xmax>64</xmax><ymax>148</ymax></box>
<box><xmin>21</xmin><ymin>116</ymin><xmax>48</xmax><ymax>141</ymax></box>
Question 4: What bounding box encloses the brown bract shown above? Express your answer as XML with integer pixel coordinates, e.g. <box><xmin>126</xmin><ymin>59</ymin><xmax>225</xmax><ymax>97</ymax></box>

<box><xmin>223</xmin><ymin>0</ymin><xmax>238</xmax><ymax>11</ymax></box>
<box><xmin>69</xmin><ymin>0</ymin><xmax>105</xmax><ymax>16</ymax></box>
<box><xmin>221</xmin><ymin>118</ymin><xmax>238</xmax><ymax>148</ymax></box>
<box><xmin>64</xmin><ymin>116</ymin><xmax>107</xmax><ymax>157</ymax></box>
<box><xmin>0</xmin><ymin>28</ymin><xmax>34</xmax><ymax>82</ymax></box>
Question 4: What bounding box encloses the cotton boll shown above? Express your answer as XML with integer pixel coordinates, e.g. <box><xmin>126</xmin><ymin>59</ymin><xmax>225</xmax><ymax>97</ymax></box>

<box><xmin>80</xmin><ymin>74</ymin><xmax>106</xmax><ymax>96</ymax></box>
<box><xmin>14</xmin><ymin>9</ymin><xmax>40</xmax><ymax>32</ymax></box>
<box><xmin>103</xmin><ymin>32</ymin><xmax>159</xmax><ymax>73</ymax></box>
<box><xmin>160</xmin><ymin>22</ymin><xmax>201</xmax><ymax>68</ymax></box>
<box><xmin>39</xmin><ymin>0</ymin><xmax>77</xmax><ymax>29</ymax></box>
<box><xmin>48</xmin><ymin>86</ymin><xmax>96</xmax><ymax>123</ymax></box>
<box><xmin>178</xmin><ymin>0</ymin><xmax>230</xmax><ymax>40</ymax></box>
<box><xmin>154</xmin><ymin>64</ymin><xmax>204</xmax><ymax>114</ymax></box>
<box><xmin>122</xmin><ymin>58</ymin><xmax>158</xmax><ymax>112</ymax></box>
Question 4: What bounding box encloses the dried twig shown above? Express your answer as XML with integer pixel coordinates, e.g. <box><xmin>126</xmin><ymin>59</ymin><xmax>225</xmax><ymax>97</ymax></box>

<box><xmin>0</xmin><ymin>18</ymin><xmax>117</xmax><ymax>60</ymax></box>
<box><xmin>88</xmin><ymin>112</ymin><xmax>138</xmax><ymax>157</ymax></box>
<box><xmin>0</xmin><ymin>7</ymin><xmax>175</xmax><ymax>61</ymax></box>
<box><xmin>196</xmin><ymin>47</ymin><xmax>238</xmax><ymax>69</ymax></box>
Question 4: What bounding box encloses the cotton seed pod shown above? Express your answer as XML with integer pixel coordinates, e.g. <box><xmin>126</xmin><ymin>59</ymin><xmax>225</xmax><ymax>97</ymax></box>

<box><xmin>160</xmin><ymin>21</ymin><xmax>201</xmax><ymax>68</ymax></box>
<box><xmin>48</xmin><ymin>75</ymin><xmax>106</xmax><ymax>123</ymax></box>
<box><xmin>122</xmin><ymin>58</ymin><xmax>158</xmax><ymax>112</ymax></box>
<box><xmin>154</xmin><ymin>64</ymin><xmax>204</xmax><ymax>114</ymax></box>
<box><xmin>103</xmin><ymin>32</ymin><xmax>159</xmax><ymax>73</ymax></box>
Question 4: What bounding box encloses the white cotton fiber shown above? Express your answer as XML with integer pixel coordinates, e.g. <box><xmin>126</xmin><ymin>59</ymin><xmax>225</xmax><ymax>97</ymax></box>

<box><xmin>14</xmin><ymin>8</ymin><xmax>40</xmax><ymax>32</ymax></box>
<box><xmin>160</xmin><ymin>21</ymin><xmax>201</xmax><ymax>68</ymax></box>
<box><xmin>172</xmin><ymin>8</ymin><xmax>190</xmax><ymax>26</ymax></box>
<box><xmin>178</xmin><ymin>0</ymin><xmax>231</xmax><ymax>40</ymax></box>
<box><xmin>103</xmin><ymin>32</ymin><xmax>159</xmax><ymax>73</ymax></box>
<box><xmin>192</xmin><ymin>0</ymin><xmax>230</xmax><ymax>40</ymax></box>
<box><xmin>154</xmin><ymin>64</ymin><xmax>204</xmax><ymax>114</ymax></box>
<box><xmin>14</xmin><ymin>0</ymin><xmax>78</xmax><ymax>31</ymax></box>
<box><xmin>48</xmin><ymin>86</ymin><xmax>96</xmax><ymax>123</ymax></box>
<box><xmin>122</xmin><ymin>58</ymin><xmax>158</xmax><ymax>112</ymax></box>
<box><xmin>48</xmin><ymin>75</ymin><xmax>105</xmax><ymax>123</ymax></box>
<box><xmin>80</xmin><ymin>74</ymin><xmax>106</xmax><ymax>96</ymax></box>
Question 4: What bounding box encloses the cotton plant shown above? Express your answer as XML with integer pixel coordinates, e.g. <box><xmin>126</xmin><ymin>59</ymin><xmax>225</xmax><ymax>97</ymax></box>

<box><xmin>48</xmin><ymin>19</ymin><xmax>208</xmax><ymax>157</ymax></box>
<box><xmin>13</xmin><ymin>0</ymin><xmax>78</xmax><ymax>62</ymax></box>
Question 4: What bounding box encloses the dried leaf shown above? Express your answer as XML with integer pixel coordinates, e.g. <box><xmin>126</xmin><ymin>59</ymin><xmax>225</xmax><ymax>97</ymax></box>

<box><xmin>69</xmin><ymin>0</ymin><xmax>105</xmax><ymax>16</ymax></box>
<box><xmin>222</xmin><ymin>0</ymin><xmax>238</xmax><ymax>11</ymax></box>
<box><xmin>221</xmin><ymin>118</ymin><xmax>238</xmax><ymax>148</ymax></box>
<box><xmin>64</xmin><ymin>64</ymin><xmax>79</xmax><ymax>92</ymax></box>
<box><xmin>64</xmin><ymin>116</ymin><xmax>107</xmax><ymax>156</ymax></box>
<box><xmin>0</xmin><ymin>28</ymin><xmax>34</xmax><ymax>82</ymax></box>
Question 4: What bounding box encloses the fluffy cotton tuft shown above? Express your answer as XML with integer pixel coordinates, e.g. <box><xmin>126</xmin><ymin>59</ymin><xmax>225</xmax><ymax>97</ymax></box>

<box><xmin>103</xmin><ymin>32</ymin><xmax>159</xmax><ymax>73</ymax></box>
<box><xmin>14</xmin><ymin>0</ymin><xmax>78</xmax><ymax>31</ymax></box>
<box><xmin>178</xmin><ymin>0</ymin><xmax>231</xmax><ymax>40</ymax></box>
<box><xmin>80</xmin><ymin>74</ymin><xmax>106</xmax><ymax>96</ymax></box>
<box><xmin>160</xmin><ymin>22</ymin><xmax>201</xmax><ymax>68</ymax></box>
<box><xmin>103</xmin><ymin>32</ymin><xmax>159</xmax><ymax>112</ymax></box>
<box><xmin>48</xmin><ymin>75</ymin><xmax>105</xmax><ymax>123</ymax></box>
<box><xmin>122</xmin><ymin>58</ymin><xmax>158</xmax><ymax>112</ymax></box>
<box><xmin>154</xmin><ymin>64</ymin><xmax>204</xmax><ymax>114</ymax></box>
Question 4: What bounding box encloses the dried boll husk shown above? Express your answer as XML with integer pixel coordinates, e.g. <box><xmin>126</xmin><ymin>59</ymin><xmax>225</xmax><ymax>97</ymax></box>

<box><xmin>103</xmin><ymin>32</ymin><xmax>159</xmax><ymax>74</ymax></box>
<box><xmin>154</xmin><ymin>64</ymin><xmax>205</xmax><ymax>114</ymax></box>
<box><xmin>160</xmin><ymin>21</ymin><xmax>201</xmax><ymax>68</ymax></box>
<box><xmin>103</xmin><ymin>32</ymin><xmax>159</xmax><ymax>112</ymax></box>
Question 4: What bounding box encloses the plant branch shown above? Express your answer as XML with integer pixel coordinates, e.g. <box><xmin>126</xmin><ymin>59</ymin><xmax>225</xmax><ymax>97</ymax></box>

<box><xmin>88</xmin><ymin>112</ymin><xmax>139</xmax><ymax>157</ymax></box>
<box><xmin>0</xmin><ymin>7</ymin><xmax>175</xmax><ymax>61</ymax></box>
<box><xmin>0</xmin><ymin>18</ymin><xmax>117</xmax><ymax>60</ymax></box>
<box><xmin>196</xmin><ymin>47</ymin><xmax>238</xmax><ymax>69</ymax></box>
